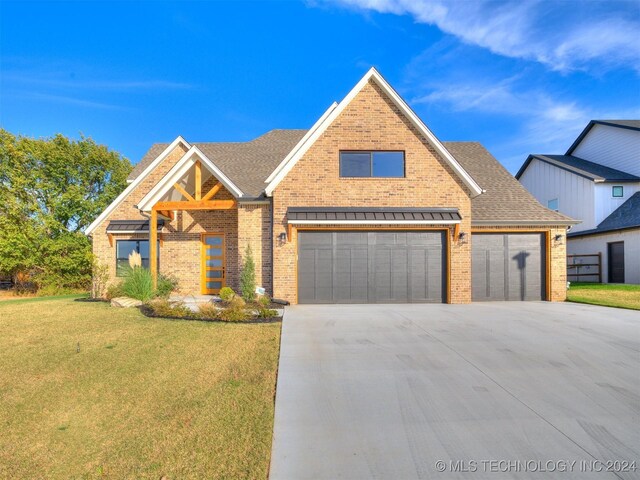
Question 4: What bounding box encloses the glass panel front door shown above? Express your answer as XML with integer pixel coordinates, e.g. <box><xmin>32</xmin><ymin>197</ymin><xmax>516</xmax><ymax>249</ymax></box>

<box><xmin>202</xmin><ymin>233</ymin><xmax>225</xmax><ymax>294</ymax></box>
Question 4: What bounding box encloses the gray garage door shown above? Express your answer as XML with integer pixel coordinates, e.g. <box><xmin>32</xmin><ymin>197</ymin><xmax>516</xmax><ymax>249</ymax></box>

<box><xmin>298</xmin><ymin>231</ymin><xmax>445</xmax><ymax>304</ymax></box>
<box><xmin>472</xmin><ymin>233</ymin><xmax>546</xmax><ymax>301</ymax></box>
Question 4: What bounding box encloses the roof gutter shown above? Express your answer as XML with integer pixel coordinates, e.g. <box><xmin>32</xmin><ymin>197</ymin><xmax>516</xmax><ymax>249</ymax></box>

<box><xmin>472</xmin><ymin>219</ymin><xmax>581</xmax><ymax>227</ymax></box>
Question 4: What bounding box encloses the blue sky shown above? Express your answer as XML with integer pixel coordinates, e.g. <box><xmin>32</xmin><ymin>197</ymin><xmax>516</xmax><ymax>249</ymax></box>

<box><xmin>1</xmin><ymin>0</ymin><xmax>639</xmax><ymax>173</ymax></box>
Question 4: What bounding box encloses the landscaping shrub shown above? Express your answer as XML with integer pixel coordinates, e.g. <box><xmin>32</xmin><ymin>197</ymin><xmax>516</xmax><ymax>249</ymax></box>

<box><xmin>91</xmin><ymin>258</ymin><xmax>109</xmax><ymax>299</ymax></box>
<box><xmin>219</xmin><ymin>296</ymin><xmax>248</xmax><ymax>322</ymax></box>
<box><xmin>146</xmin><ymin>298</ymin><xmax>192</xmax><ymax>318</ymax></box>
<box><xmin>121</xmin><ymin>267</ymin><xmax>154</xmax><ymax>302</ymax></box>
<box><xmin>219</xmin><ymin>286</ymin><xmax>235</xmax><ymax>302</ymax></box>
<box><xmin>156</xmin><ymin>274</ymin><xmax>178</xmax><ymax>298</ymax></box>
<box><xmin>255</xmin><ymin>295</ymin><xmax>278</xmax><ymax>318</ymax></box>
<box><xmin>257</xmin><ymin>307</ymin><xmax>278</xmax><ymax>318</ymax></box>
<box><xmin>240</xmin><ymin>245</ymin><xmax>256</xmax><ymax>302</ymax></box>
<box><xmin>197</xmin><ymin>302</ymin><xmax>220</xmax><ymax>320</ymax></box>
<box><xmin>105</xmin><ymin>282</ymin><xmax>125</xmax><ymax>300</ymax></box>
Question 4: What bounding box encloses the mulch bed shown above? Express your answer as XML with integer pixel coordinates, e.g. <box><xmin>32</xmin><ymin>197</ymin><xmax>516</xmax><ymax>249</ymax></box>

<box><xmin>138</xmin><ymin>304</ymin><xmax>282</xmax><ymax>324</ymax></box>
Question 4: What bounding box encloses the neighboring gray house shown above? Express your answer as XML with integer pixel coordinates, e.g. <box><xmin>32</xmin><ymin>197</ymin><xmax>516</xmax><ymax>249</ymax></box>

<box><xmin>517</xmin><ymin>120</ymin><xmax>640</xmax><ymax>284</ymax></box>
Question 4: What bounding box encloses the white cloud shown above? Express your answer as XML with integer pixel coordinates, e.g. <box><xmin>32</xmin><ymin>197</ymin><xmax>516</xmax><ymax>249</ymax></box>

<box><xmin>326</xmin><ymin>0</ymin><xmax>640</xmax><ymax>73</ymax></box>
<box><xmin>409</xmin><ymin>74</ymin><xmax>640</xmax><ymax>172</ymax></box>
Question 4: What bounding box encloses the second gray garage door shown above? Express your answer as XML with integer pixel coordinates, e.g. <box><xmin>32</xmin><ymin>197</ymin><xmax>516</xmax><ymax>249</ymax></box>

<box><xmin>298</xmin><ymin>231</ymin><xmax>445</xmax><ymax>304</ymax></box>
<box><xmin>472</xmin><ymin>233</ymin><xmax>546</xmax><ymax>301</ymax></box>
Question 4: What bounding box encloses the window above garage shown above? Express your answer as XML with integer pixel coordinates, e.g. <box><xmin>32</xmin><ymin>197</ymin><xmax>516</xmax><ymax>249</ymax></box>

<box><xmin>339</xmin><ymin>151</ymin><xmax>405</xmax><ymax>178</ymax></box>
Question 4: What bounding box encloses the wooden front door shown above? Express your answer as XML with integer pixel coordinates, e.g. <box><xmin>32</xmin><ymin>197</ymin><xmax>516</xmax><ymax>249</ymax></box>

<box><xmin>608</xmin><ymin>241</ymin><xmax>625</xmax><ymax>283</ymax></box>
<box><xmin>201</xmin><ymin>233</ymin><xmax>225</xmax><ymax>294</ymax></box>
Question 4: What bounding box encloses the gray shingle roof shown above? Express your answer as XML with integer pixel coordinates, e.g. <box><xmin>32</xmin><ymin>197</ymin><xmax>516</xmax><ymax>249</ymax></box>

<box><xmin>128</xmin><ymin>130</ymin><xmax>307</xmax><ymax>197</ymax></box>
<box><xmin>129</xmin><ymin>134</ymin><xmax>575</xmax><ymax>225</ymax></box>
<box><xmin>515</xmin><ymin>154</ymin><xmax>640</xmax><ymax>182</ymax></box>
<box><xmin>287</xmin><ymin>207</ymin><xmax>461</xmax><ymax>222</ymax></box>
<box><xmin>443</xmin><ymin>142</ymin><xmax>577</xmax><ymax>225</ymax></box>
<box><xmin>568</xmin><ymin>192</ymin><xmax>640</xmax><ymax>237</ymax></box>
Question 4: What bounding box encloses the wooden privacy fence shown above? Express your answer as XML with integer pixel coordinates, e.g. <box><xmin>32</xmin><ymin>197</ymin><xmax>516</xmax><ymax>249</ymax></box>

<box><xmin>567</xmin><ymin>253</ymin><xmax>602</xmax><ymax>283</ymax></box>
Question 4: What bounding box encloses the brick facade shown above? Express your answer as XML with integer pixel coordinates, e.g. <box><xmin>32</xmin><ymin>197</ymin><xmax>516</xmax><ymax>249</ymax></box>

<box><xmin>237</xmin><ymin>203</ymin><xmax>273</xmax><ymax>293</ymax></box>
<box><xmin>92</xmin><ymin>144</ymin><xmax>245</xmax><ymax>294</ymax></box>
<box><xmin>272</xmin><ymin>80</ymin><xmax>473</xmax><ymax>303</ymax></box>
<box><xmin>92</xmin><ymin>78</ymin><xmax>568</xmax><ymax>304</ymax></box>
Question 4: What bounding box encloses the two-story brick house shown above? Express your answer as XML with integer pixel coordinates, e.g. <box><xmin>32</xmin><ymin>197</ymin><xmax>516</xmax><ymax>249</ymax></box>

<box><xmin>87</xmin><ymin>68</ymin><xmax>575</xmax><ymax>303</ymax></box>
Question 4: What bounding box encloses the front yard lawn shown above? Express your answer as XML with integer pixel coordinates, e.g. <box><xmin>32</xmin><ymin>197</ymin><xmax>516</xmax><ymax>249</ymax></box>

<box><xmin>567</xmin><ymin>282</ymin><xmax>640</xmax><ymax>310</ymax></box>
<box><xmin>0</xmin><ymin>298</ymin><xmax>281</xmax><ymax>479</ymax></box>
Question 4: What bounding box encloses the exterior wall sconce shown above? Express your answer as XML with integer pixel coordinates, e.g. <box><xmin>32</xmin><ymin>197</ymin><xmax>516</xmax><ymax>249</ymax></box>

<box><xmin>458</xmin><ymin>231</ymin><xmax>468</xmax><ymax>244</ymax></box>
<box><xmin>278</xmin><ymin>232</ymin><xmax>287</xmax><ymax>244</ymax></box>
<box><xmin>554</xmin><ymin>234</ymin><xmax>564</xmax><ymax>245</ymax></box>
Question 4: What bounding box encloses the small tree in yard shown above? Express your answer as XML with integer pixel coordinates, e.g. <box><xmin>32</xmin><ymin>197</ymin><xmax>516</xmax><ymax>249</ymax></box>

<box><xmin>240</xmin><ymin>245</ymin><xmax>256</xmax><ymax>302</ymax></box>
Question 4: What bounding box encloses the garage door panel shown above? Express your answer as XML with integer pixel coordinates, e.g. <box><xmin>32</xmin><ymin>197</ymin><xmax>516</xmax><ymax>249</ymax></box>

<box><xmin>373</xmin><ymin>248</ymin><xmax>392</xmax><ymax>301</ymax></box>
<box><xmin>472</xmin><ymin>233</ymin><xmax>545</xmax><ymax>301</ymax></box>
<box><xmin>298</xmin><ymin>231</ymin><xmax>445</xmax><ymax>304</ymax></box>
<box><xmin>508</xmin><ymin>244</ymin><xmax>543</xmax><ymax>301</ymax></box>
<box><xmin>472</xmin><ymin>240</ymin><xmax>507</xmax><ymax>301</ymax></box>
<box><xmin>335</xmin><ymin>247</ymin><xmax>368</xmax><ymax>302</ymax></box>
<box><xmin>410</xmin><ymin>247</ymin><xmax>443</xmax><ymax>301</ymax></box>
<box><xmin>391</xmin><ymin>249</ymin><xmax>408</xmax><ymax>302</ymax></box>
<box><xmin>336</xmin><ymin>231</ymin><xmax>368</xmax><ymax>245</ymax></box>
<box><xmin>298</xmin><ymin>247</ymin><xmax>333</xmax><ymax>303</ymax></box>
<box><xmin>408</xmin><ymin>232</ymin><xmax>443</xmax><ymax>246</ymax></box>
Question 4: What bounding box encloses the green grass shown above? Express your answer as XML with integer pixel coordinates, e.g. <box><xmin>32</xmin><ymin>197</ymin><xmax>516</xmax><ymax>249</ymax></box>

<box><xmin>0</xmin><ymin>297</ymin><xmax>281</xmax><ymax>479</ymax></box>
<box><xmin>567</xmin><ymin>282</ymin><xmax>640</xmax><ymax>310</ymax></box>
<box><xmin>0</xmin><ymin>293</ymin><xmax>87</xmax><ymax>305</ymax></box>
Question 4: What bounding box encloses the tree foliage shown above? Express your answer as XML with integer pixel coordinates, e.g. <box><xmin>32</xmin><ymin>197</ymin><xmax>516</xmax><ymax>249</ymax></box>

<box><xmin>0</xmin><ymin>129</ymin><xmax>131</xmax><ymax>291</ymax></box>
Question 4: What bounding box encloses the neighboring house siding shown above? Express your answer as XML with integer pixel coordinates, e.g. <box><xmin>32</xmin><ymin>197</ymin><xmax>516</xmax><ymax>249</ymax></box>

<box><xmin>594</xmin><ymin>182</ymin><xmax>640</xmax><ymax>227</ymax></box>
<box><xmin>568</xmin><ymin>229</ymin><xmax>640</xmax><ymax>284</ymax></box>
<box><xmin>519</xmin><ymin>158</ymin><xmax>595</xmax><ymax>232</ymax></box>
<box><xmin>572</xmin><ymin>124</ymin><xmax>640</xmax><ymax>176</ymax></box>
<box><xmin>271</xmin><ymin>80</ymin><xmax>473</xmax><ymax>304</ymax></box>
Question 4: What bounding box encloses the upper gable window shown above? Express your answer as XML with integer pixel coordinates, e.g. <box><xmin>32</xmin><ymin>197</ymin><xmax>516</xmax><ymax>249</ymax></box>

<box><xmin>339</xmin><ymin>151</ymin><xmax>405</xmax><ymax>178</ymax></box>
<box><xmin>612</xmin><ymin>186</ymin><xmax>624</xmax><ymax>198</ymax></box>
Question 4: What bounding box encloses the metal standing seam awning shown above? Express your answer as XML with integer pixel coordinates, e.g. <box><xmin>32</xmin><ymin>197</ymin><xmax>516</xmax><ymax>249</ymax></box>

<box><xmin>286</xmin><ymin>207</ymin><xmax>462</xmax><ymax>224</ymax></box>
<box><xmin>105</xmin><ymin>220</ymin><xmax>165</xmax><ymax>233</ymax></box>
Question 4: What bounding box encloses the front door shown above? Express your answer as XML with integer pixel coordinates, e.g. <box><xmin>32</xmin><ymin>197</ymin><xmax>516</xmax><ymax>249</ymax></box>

<box><xmin>202</xmin><ymin>233</ymin><xmax>225</xmax><ymax>294</ymax></box>
<box><xmin>608</xmin><ymin>241</ymin><xmax>625</xmax><ymax>283</ymax></box>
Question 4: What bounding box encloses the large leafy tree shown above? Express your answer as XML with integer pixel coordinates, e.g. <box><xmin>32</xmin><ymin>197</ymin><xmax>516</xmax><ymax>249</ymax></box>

<box><xmin>0</xmin><ymin>129</ymin><xmax>131</xmax><ymax>290</ymax></box>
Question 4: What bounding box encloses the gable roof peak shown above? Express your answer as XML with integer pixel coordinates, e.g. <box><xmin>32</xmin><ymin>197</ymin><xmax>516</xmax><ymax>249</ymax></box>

<box><xmin>566</xmin><ymin>119</ymin><xmax>640</xmax><ymax>155</ymax></box>
<box><xmin>264</xmin><ymin>68</ymin><xmax>484</xmax><ymax>197</ymax></box>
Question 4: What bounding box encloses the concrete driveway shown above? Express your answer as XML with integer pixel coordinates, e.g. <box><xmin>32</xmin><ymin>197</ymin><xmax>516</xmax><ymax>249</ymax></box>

<box><xmin>269</xmin><ymin>303</ymin><xmax>640</xmax><ymax>479</ymax></box>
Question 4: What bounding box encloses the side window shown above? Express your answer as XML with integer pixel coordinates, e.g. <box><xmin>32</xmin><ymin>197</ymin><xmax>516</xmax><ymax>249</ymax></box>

<box><xmin>547</xmin><ymin>198</ymin><xmax>559</xmax><ymax>211</ymax></box>
<box><xmin>115</xmin><ymin>240</ymin><xmax>158</xmax><ymax>276</ymax></box>
<box><xmin>612</xmin><ymin>186</ymin><xmax>623</xmax><ymax>198</ymax></box>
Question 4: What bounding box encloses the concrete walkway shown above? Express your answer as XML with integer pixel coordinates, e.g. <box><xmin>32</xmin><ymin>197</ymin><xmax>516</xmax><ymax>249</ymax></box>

<box><xmin>270</xmin><ymin>303</ymin><xmax>640</xmax><ymax>479</ymax></box>
<box><xmin>168</xmin><ymin>294</ymin><xmax>218</xmax><ymax>312</ymax></box>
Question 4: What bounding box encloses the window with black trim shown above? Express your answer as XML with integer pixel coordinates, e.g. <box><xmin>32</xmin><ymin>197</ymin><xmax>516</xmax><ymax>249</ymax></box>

<box><xmin>339</xmin><ymin>151</ymin><xmax>405</xmax><ymax>178</ymax></box>
<box><xmin>612</xmin><ymin>186</ymin><xmax>624</xmax><ymax>198</ymax></box>
<box><xmin>115</xmin><ymin>240</ymin><xmax>159</xmax><ymax>276</ymax></box>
